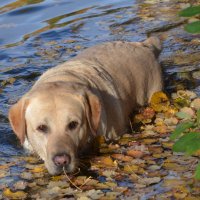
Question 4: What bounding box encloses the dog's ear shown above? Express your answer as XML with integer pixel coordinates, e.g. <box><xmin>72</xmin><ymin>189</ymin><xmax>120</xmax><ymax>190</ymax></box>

<box><xmin>85</xmin><ymin>91</ymin><xmax>101</xmax><ymax>136</ymax></box>
<box><xmin>8</xmin><ymin>97</ymin><xmax>29</xmax><ymax>144</ymax></box>
<box><xmin>143</xmin><ymin>36</ymin><xmax>162</xmax><ymax>58</ymax></box>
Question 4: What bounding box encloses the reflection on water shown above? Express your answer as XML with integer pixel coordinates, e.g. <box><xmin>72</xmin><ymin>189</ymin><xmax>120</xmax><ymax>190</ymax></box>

<box><xmin>0</xmin><ymin>0</ymin><xmax>200</xmax><ymax>189</ymax></box>
<box><xmin>0</xmin><ymin>0</ymin><xmax>133</xmax><ymax>46</ymax></box>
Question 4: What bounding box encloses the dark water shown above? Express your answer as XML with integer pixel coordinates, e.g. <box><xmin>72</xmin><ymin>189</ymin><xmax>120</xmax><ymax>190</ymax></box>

<box><xmin>0</xmin><ymin>0</ymin><xmax>200</xmax><ymax>187</ymax></box>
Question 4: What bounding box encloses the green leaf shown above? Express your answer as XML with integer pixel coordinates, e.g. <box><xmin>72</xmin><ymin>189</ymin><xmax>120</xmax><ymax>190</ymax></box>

<box><xmin>175</xmin><ymin>111</ymin><xmax>192</xmax><ymax>119</ymax></box>
<box><xmin>197</xmin><ymin>109</ymin><xmax>200</xmax><ymax>127</ymax></box>
<box><xmin>172</xmin><ymin>132</ymin><xmax>200</xmax><ymax>155</ymax></box>
<box><xmin>170</xmin><ymin>121</ymin><xmax>194</xmax><ymax>140</ymax></box>
<box><xmin>195</xmin><ymin>162</ymin><xmax>200</xmax><ymax>179</ymax></box>
<box><xmin>184</xmin><ymin>21</ymin><xmax>200</xmax><ymax>34</ymax></box>
<box><xmin>179</xmin><ymin>5</ymin><xmax>200</xmax><ymax>17</ymax></box>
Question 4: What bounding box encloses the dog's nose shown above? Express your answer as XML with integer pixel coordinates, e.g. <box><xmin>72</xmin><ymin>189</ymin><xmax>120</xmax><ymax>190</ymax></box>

<box><xmin>53</xmin><ymin>153</ymin><xmax>70</xmax><ymax>166</ymax></box>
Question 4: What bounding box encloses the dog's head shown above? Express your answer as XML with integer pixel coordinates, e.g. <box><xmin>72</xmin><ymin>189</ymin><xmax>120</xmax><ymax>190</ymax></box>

<box><xmin>8</xmin><ymin>82</ymin><xmax>101</xmax><ymax>175</ymax></box>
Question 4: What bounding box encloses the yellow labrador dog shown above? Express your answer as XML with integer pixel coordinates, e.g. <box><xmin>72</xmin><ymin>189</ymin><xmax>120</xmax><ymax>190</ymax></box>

<box><xmin>9</xmin><ymin>37</ymin><xmax>162</xmax><ymax>175</ymax></box>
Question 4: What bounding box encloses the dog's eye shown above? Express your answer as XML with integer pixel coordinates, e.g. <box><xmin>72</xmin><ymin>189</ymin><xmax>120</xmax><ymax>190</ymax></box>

<box><xmin>37</xmin><ymin>124</ymin><xmax>48</xmax><ymax>133</ymax></box>
<box><xmin>68</xmin><ymin>121</ymin><xmax>78</xmax><ymax>131</ymax></box>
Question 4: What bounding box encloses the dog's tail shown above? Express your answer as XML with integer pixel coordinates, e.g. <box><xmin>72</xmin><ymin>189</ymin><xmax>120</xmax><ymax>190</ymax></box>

<box><xmin>143</xmin><ymin>36</ymin><xmax>162</xmax><ymax>58</ymax></box>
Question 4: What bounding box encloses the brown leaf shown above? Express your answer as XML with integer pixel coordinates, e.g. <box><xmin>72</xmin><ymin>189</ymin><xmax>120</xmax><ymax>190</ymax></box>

<box><xmin>126</xmin><ymin>150</ymin><xmax>144</xmax><ymax>158</ymax></box>
<box><xmin>111</xmin><ymin>154</ymin><xmax>133</xmax><ymax>162</ymax></box>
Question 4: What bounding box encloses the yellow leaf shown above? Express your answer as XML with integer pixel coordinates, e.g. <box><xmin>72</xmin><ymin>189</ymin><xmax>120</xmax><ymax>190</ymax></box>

<box><xmin>3</xmin><ymin>188</ymin><xmax>27</xmax><ymax>199</ymax></box>
<box><xmin>51</xmin><ymin>175</ymin><xmax>65</xmax><ymax>181</ymax></box>
<box><xmin>150</xmin><ymin>91</ymin><xmax>170</xmax><ymax>112</ymax></box>
<box><xmin>30</xmin><ymin>165</ymin><xmax>46</xmax><ymax>173</ymax></box>
<box><xmin>23</xmin><ymin>156</ymin><xmax>40</xmax><ymax>164</ymax></box>
<box><xmin>105</xmin><ymin>182</ymin><xmax>117</xmax><ymax>188</ymax></box>
<box><xmin>123</xmin><ymin>165</ymin><xmax>139</xmax><ymax>173</ymax></box>
<box><xmin>100</xmin><ymin>156</ymin><xmax>116</xmax><ymax>167</ymax></box>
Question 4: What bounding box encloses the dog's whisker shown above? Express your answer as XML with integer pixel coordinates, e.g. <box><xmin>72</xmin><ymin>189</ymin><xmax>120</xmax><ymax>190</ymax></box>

<box><xmin>63</xmin><ymin>167</ymin><xmax>82</xmax><ymax>191</ymax></box>
<box><xmin>79</xmin><ymin>162</ymin><xmax>89</xmax><ymax>169</ymax></box>
<box><xmin>71</xmin><ymin>167</ymin><xmax>80</xmax><ymax>176</ymax></box>
<box><xmin>79</xmin><ymin>176</ymin><xmax>92</xmax><ymax>188</ymax></box>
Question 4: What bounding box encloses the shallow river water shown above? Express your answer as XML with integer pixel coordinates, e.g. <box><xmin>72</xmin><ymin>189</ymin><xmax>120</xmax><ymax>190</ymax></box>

<box><xmin>0</xmin><ymin>0</ymin><xmax>200</xmax><ymax>199</ymax></box>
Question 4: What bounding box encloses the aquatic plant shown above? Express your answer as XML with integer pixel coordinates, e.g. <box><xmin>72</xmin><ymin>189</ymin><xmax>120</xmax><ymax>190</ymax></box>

<box><xmin>179</xmin><ymin>5</ymin><xmax>200</xmax><ymax>33</ymax></box>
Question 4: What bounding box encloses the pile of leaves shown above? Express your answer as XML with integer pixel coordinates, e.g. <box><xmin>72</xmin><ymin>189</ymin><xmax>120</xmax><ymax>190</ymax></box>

<box><xmin>1</xmin><ymin>90</ymin><xmax>200</xmax><ymax>199</ymax></box>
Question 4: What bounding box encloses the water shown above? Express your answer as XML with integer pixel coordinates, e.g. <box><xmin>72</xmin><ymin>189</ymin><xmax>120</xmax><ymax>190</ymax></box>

<box><xmin>0</xmin><ymin>0</ymin><xmax>200</xmax><ymax>196</ymax></box>
<box><xmin>0</xmin><ymin>0</ymin><xmax>139</xmax><ymax>157</ymax></box>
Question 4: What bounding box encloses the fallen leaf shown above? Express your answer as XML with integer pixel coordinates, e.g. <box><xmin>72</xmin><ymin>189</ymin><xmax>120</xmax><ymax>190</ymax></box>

<box><xmin>126</xmin><ymin>150</ymin><xmax>144</xmax><ymax>158</ymax></box>
<box><xmin>139</xmin><ymin>177</ymin><xmax>161</xmax><ymax>185</ymax></box>
<box><xmin>3</xmin><ymin>188</ymin><xmax>27</xmax><ymax>199</ymax></box>
<box><xmin>163</xmin><ymin>179</ymin><xmax>185</xmax><ymax>188</ymax></box>
<box><xmin>100</xmin><ymin>156</ymin><xmax>117</xmax><ymax>167</ymax></box>
<box><xmin>105</xmin><ymin>191</ymin><xmax>121</xmax><ymax>199</ymax></box>
<box><xmin>13</xmin><ymin>181</ymin><xmax>28</xmax><ymax>191</ymax></box>
<box><xmin>77</xmin><ymin>197</ymin><xmax>90</xmax><ymax>200</ymax></box>
<box><xmin>30</xmin><ymin>165</ymin><xmax>46</xmax><ymax>173</ymax></box>
<box><xmin>143</xmin><ymin>138</ymin><xmax>157</xmax><ymax>144</ymax></box>
<box><xmin>102</xmin><ymin>170</ymin><xmax>116</xmax><ymax>178</ymax></box>
<box><xmin>191</xmin><ymin>98</ymin><xmax>200</xmax><ymax>110</ymax></box>
<box><xmin>177</xmin><ymin>90</ymin><xmax>197</xmax><ymax>100</ymax></box>
<box><xmin>150</xmin><ymin>92</ymin><xmax>170</xmax><ymax>112</ymax></box>
<box><xmin>86</xmin><ymin>189</ymin><xmax>104</xmax><ymax>199</ymax></box>
<box><xmin>164</xmin><ymin>117</ymin><xmax>178</xmax><ymax>126</ymax></box>
<box><xmin>180</xmin><ymin>107</ymin><xmax>195</xmax><ymax>118</ymax></box>
<box><xmin>123</xmin><ymin>165</ymin><xmax>139</xmax><ymax>173</ymax></box>
<box><xmin>111</xmin><ymin>154</ymin><xmax>133</xmax><ymax>162</ymax></box>
<box><xmin>175</xmin><ymin>111</ymin><xmax>192</xmax><ymax>119</ymax></box>
<box><xmin>153</xmin><ymin>125</ymin><xmax>168</xmax><ymax>134</ymax></box>
<box><xmin>20</xmin><ymin>172</ymin><xmax>33</xmax><ymax>180</ymax></box>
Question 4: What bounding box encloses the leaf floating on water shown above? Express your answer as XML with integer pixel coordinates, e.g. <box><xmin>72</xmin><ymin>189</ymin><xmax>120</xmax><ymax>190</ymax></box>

<box><xmin>3</xmin><ymin>188</ymin><xmax>27</xmax><ymax>199</ymax></box>
<box><xmin>1</xmin><ymin>77</ymin><xmax>16</xmax><ymax>87</ymax></box>
<box><xmin>30</xmin><ymin>165</ymin><xmax>47</xmax><ymax>173</ymax></box>
<box><xmin>23</xmin><ymin>156</ymin><xmax>41</xmax><ymax>164</ymax></box>
<box><xmin>150</xmin><ymin>92</ymin><xmax>170</xmax><ymax>112</ymax></box>
<box><xmin>13</xmin><ymin>181</ymin><xmax>28</xmax><ymax>190</ymax></box>
<box><xmin>20</xmin><ymin>172</ymin><xmax>33</xmax><ymax>180</ymax></box>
